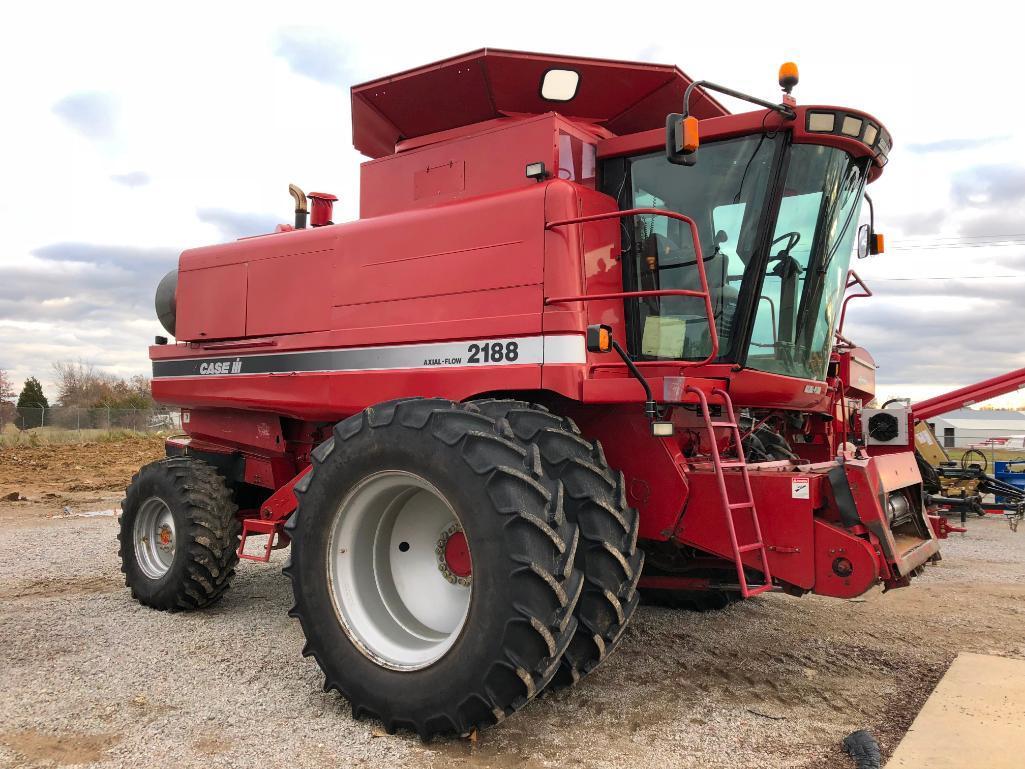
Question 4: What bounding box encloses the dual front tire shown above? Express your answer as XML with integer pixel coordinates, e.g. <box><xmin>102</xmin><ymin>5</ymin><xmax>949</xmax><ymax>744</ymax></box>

<box><xmin>286</xmin><ymin>398</ymin><xmax>640</xmax><ymax>737</ymax></box>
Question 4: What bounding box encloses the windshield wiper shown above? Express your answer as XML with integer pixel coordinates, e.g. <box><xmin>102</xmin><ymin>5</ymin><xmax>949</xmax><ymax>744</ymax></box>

<box><xmin>818</xmin><ymin>165</ymin><xmax>869</xmax><ymax>274</ymax></box>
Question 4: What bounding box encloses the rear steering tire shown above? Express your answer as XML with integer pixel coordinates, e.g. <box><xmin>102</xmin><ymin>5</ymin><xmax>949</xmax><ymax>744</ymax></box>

<box><xmin>119</xmin><ymin>456</ymin><xmax>241</xmax><ymax>611</ymax></box>
<box><xmin>472</xmin><ymin>399</ymin><xmax>643</xmax><ymax>687</ymax></box>
<box><xmin>285</xmin><ymin>398</ymin><xmax>583</xmax><ymax>738</ymax></box>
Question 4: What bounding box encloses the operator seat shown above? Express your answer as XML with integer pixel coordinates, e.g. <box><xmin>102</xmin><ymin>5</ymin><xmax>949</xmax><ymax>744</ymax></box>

<box><xmin>642</xmin><ymin>232</ymin><xmax>737</xmax><ymax>309</ymax></box>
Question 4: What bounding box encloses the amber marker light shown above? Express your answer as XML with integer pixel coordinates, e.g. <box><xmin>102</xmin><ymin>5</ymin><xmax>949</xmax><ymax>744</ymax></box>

<box><xmin>682</xmin><ymin>116</ymin><xmax>700</xmax><ymax>153</ymax></box>
<box><xmin>586</xmin><ymin>324</ymin><xmax>614</xmax><ymax>354</ymax></box>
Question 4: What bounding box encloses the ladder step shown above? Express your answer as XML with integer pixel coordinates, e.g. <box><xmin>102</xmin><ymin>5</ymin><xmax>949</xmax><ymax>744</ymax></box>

<box><xmin>744</xmin><ymin>584</ymin><xmax>774</xmax><ymax>597</ymax></box>
<box><xmin>709</xmin><ymin>421</ymin><xmax>738</xmax><ymax>428</ymax></box>
<box><xmin>728</xmin><ymin>501</ymin><xmax>754</xmax><ymax>510</ymax></box>
<box><xmin>719</xmin><ymin>461</ymin><xmax>746</xmax><ymax>468</ymax></box>
<box><xmin>737</xmin><ymin>542</ymin><xmax>764</xmax><ymax>553</ymax></box>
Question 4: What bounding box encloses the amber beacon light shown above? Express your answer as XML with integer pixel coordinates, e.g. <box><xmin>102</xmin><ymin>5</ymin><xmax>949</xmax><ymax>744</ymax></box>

<box><xmin>778</xmin><ymin>61</ymin><xmax>799</xmax><ymax>93</ymax></box>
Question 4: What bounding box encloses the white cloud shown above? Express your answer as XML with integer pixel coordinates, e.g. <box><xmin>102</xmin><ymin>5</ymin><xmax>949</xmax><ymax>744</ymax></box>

<box><xmin>1</xmin><ymin>0</ymin><xmax>1023</xmax><ymax>406</ymax></box>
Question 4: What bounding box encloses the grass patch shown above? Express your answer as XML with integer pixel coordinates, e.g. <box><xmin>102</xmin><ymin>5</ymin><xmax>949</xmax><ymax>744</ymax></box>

<box><xmin>0</xmin><ymin>428</ymin><xmax>165</xmax><ymax>447</ymax></box>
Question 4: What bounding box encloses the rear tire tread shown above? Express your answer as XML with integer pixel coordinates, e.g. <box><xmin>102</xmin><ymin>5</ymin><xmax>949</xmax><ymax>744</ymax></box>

<box><xmin>119</xmin><ymin>456</ymin><xmax>241</xmax><ymax>611</ymax></box>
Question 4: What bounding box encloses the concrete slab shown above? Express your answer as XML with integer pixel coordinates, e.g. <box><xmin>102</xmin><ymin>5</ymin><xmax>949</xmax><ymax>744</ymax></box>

<box><xmin>886</xmin><ymin>652</ymin><xmax>1025</xmax><ymax>768</ymax></box>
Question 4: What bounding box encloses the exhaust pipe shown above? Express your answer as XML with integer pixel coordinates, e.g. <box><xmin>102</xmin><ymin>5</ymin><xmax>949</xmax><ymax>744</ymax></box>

<box><xmin>288</xmin><ymin>184</ymin><xmax>308</xmax><ymax>229</ymax></box>
<box><xmin>308</xmin><ymin>192</ymin><xmax>338</xmax><ymax>227</ymax></box>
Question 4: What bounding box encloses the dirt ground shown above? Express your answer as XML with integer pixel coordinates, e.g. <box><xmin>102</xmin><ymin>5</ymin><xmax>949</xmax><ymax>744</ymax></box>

<box><xmin>2</xmin><ymin>438</ymin><xmax>1024</xmax><ymax>769</ymax></box>
<box><xmin>0</xmin><ymin>436</ymin><xmax>164</xmax><ymax>526</ymax></box>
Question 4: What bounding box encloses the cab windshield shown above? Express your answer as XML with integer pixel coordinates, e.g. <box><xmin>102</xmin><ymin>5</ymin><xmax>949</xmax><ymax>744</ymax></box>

<box><xmin>602</xmin><ymin>137</ymin><xmax>868</xmax><ymax>381</ymax></box>
<box><xmin>746</xmin><ymin>145</ymin><xmax>867</xmax><ymax>379</ymax></box>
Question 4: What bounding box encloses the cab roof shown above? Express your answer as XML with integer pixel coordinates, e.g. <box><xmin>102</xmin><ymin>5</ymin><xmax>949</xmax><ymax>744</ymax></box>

<box><xmin>350</xmin><ymin>48</ymin><xmax>729</xmax><ymax>158</ymax></box>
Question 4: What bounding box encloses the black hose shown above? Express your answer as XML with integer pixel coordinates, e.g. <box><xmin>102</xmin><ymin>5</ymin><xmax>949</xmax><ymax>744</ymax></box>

<box><xmin>842</xmin><ymin>729</ymin><xmax>881</xmax><ymax>769</ymax></box>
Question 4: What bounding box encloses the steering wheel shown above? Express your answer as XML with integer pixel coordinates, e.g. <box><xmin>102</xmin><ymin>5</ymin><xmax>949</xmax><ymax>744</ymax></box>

<box><xmin>961</xmin><ymin>448</ymin><xmax>989</xmax><ymax>473</ymax></box>
<box><xmin>769</xmin><ymin>231</ymin><xmax>801</xmax><ymax>255</ymax></box>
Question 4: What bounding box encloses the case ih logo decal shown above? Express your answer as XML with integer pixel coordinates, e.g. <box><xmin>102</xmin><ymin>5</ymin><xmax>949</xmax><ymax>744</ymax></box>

<box><xmin>198</xmin><ymin>358</ymin><xmax>242</xmax><ymax>375</ymax></box>
<box><xmin>153</xmin><ymin>336</ymin><xmax>585</xmax><ymax>379</ymax></box>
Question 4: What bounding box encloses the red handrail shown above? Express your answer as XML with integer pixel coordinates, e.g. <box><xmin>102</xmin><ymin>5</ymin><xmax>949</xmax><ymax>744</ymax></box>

<box><xmin>836</xmin><ymin>270</ymin><xmax>872</xmax><ymax>340</ymax></box>
<box><xmin>545</xmin><ymin>208</ymin><xmax>720</xmax><ymax>365</ymax></box>
<box><xmin>545</xmin><ymin>289</ymin><xmax>706</xmax><ymax>304</ymax></box>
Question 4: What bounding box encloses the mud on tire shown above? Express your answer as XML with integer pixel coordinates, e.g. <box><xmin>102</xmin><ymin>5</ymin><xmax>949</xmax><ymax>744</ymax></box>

<box><xmin>473</xmin><ymin>399</ymin><xmax>643</xmax><ymax>687</ymax></box>
<box><xmin>284</xmin><ymin>398</ymin><xmax>583</xmax><ymax>738</ymax></box>
<box><xmin>119</xmin><ymin>456</ymin><xmax>241</xmax><ymax>611</ymax></box>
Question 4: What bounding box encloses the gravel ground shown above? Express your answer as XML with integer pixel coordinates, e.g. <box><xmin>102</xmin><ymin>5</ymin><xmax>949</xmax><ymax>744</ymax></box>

<box><xmin>1</xmin><ymin>496</ymin><xmax>1024</xmax><ymax>769</ymax></box>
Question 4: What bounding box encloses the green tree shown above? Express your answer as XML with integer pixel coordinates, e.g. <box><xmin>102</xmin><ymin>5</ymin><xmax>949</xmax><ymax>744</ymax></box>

<box><xmin>16</xmin><ymin>377</ymin><xmax>48</xmax><ymax>429</ymax></box>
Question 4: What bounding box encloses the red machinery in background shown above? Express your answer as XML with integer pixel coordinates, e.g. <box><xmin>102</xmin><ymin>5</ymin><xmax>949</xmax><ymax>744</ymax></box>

<box><xmin>121</xmin><ymin>49</ymin><xmax>938</xmax><ymax>737</ymax></box>
<box><xmin>912</xmin><ymin>368</ymin><xmax>1025</xmax><ymax>422</ymax></box>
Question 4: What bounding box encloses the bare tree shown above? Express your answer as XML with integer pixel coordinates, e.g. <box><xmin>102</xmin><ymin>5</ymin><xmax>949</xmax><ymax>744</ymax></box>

<box><xmin>51</xmin><ymin>361</ymin><xmax>153</xmax><ymax>409</ymax></box>
<box><xmin>0</xmin><ymin>369</ymin><xmax>14</xmax><ymax>431</ymax></box>
<box><xmin>0</xmin><ymin>369</ymin><xmax>13</xmax><ymax>403</ymax></box>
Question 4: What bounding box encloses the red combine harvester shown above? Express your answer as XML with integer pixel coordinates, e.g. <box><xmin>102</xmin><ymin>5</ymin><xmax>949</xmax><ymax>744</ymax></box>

<box><xmin>122</xmin><ymin>49</ymin><xmax>937</xmax><ymax>737</ymax></box>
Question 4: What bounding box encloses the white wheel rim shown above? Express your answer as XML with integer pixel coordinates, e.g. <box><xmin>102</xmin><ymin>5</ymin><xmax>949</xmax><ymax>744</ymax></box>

<box><xmin>133</xmin><ymin>496</ymin><xmax>176</xmax><ymax>579</ymax></box>
<box><xmin>327</xmin><ymin>471</ymin><xmax>472</xmax><ymax>670</ymax></box>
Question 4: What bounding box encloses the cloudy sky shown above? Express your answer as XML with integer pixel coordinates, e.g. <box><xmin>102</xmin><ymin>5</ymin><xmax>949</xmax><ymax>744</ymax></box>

<box><xmin>3</xmin><ymin>2</ymin><xmax>1024</xmax><ymax>407</ymax></box>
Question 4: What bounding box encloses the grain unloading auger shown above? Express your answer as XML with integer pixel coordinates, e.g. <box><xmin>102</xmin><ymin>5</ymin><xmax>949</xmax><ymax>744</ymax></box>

<box><xmin>122</xmin><ymin>49</ymin><xmax>938</xmax><ymax>737</ymax></box>
<box><xmin>899</xmin><ymin>366</ymin><xmax>1025</xmax><ymax>528</ymax></box>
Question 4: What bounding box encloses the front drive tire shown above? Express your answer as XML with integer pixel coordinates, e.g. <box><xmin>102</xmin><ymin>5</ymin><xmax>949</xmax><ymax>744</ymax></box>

<box><xmin>119</xmin><ymin>456</ymin><xmax>241</xmax><ymax>611</ymax></box>
<box><xmin>473</xmin><ymin>400</ymin><xmax>643</xmax><ymax>687</ymax></box>
<box><xmin>284</xmin><ymin>398</ymin><xmax>583</xmax><ymax>738</ymax></box>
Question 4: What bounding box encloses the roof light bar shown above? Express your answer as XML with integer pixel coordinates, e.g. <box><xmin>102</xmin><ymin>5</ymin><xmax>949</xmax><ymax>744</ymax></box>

<box><xmin>807</xmin><ymin>112</ymin><xmax>836</xmax><ymax>132</ymax></box>
<box><xmin>841</xmin><ymin>116</ymin><xmax>863</xmax><ymax>137</ymax></box>
<box><xmin>805</xmin><ymin>110</ymin><xmax>890</xmax><ymax>165</ymax></box>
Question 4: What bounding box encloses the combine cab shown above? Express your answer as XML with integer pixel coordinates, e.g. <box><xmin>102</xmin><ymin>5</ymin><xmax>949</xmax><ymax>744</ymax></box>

<box><xmin>122</xmin><ymin>49</ymin><xmax>937</xmax><ymax>737</ymax></box>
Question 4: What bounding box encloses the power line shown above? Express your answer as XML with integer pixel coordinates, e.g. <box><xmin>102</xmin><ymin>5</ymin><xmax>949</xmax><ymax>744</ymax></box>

<box><xmin>894</xmin><ymin>232</ymin><xmax>1025</xmax><ymax>242</ymax></box>
<box><xmin>872</xmin><ymin>274</ymin><xmax>1025</xmax><ymax>281</ymax></box>
<box><xmin>889</xmin><ymin>241</ymin><xmax>1025</xmax><ymax>251</ymax></box>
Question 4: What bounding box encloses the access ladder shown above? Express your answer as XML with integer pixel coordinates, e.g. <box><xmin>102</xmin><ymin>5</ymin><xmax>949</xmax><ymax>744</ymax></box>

<box><xmin>686</xmin><ymin>385</ymin><xmax>774</xmax><ymax>598</ymax></box>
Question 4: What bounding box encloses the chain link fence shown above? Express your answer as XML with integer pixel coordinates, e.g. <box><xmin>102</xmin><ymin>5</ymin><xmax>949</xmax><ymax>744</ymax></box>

<box><xmin>1</xmin><ymin>406</ymin><xmax>180</xmax><ymax>443</ymax></box>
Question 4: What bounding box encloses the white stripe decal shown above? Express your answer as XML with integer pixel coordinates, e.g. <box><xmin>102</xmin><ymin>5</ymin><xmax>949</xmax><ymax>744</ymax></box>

<box><xmin>543</xmin><ymin>334</ymin><xmax>587</xmax><ymax>364</ymax></box>
<box><xmin>152</xmin><ymin>334</ymin><xmax>586</xmax><ymax>378</ymax></box>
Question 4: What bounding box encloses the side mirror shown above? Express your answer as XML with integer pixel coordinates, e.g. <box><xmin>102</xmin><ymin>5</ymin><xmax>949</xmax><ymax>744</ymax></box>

<box><xmin>857</xmin><ymin>224</ymin><xmax>871</xmax><ymax>259</ymax></box>
<box><xmin>857</xmin><ymin>224</ymin><xmax>885</xmax><ymax>259</ymax></box>
<box><xmin>859</xmin><ymin>193</ymin><xmax>885</xmax><ymax>257</ymax></box>
<box><xmin>665</xmin><ymin>113</ymin><xmax>699</xmax><ymax>166</ymax></box>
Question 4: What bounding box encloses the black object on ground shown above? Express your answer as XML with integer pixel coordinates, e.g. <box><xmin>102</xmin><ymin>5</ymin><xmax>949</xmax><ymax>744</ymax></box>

<box><xmin>842</xmin><ymin>729</ymin><xmax>881</xmax><ymax>769</ymax></box>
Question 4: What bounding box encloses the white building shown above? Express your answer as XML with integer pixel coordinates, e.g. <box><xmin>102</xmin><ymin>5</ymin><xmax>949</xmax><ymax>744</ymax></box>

<box><xmin>927</xmin><ymin>408</ymin><xmax>1025</xmax><ymax>449</ymax></box>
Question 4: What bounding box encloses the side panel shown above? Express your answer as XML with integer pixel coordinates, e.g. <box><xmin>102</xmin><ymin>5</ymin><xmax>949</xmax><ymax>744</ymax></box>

<box><xmin>571</xmin><ymin>408</ymin><xmax>690</xmax><ymax>541</ymax></box>
<box><xmin>674</xmin><ymin>470</ymin><xmax>821</xmax><ymax>589</ymax></box>
<box><xmin>154</xmin><ymin>184</ymin><xmax>558</xmax><ymax>417</ymax></box>
<box><xmin>332</xmin><ymin>184</ymin><xmax>548</xmax><ymax>345</ymax></box>
<box><xmin>176</xmin><ymin>263</ymin><xmax>248</xmax><ymax>340</ymax></box>
<box><xmin>247</xmin><ymin>252</ymin><xmax>332</xmax><ymax>336</ymax></box>
<box><xmin>360</xmin><ymin>116</ymin><xmax>559</xmax><ymax>219</ymax></box>
<box><xmin>181</xmin><ymin>408</ymin><xmax>285</xmax><ymax>455</ymax></box>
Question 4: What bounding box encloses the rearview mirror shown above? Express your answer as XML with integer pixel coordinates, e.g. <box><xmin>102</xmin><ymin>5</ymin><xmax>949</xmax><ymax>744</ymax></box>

<box><xmin>857</xmin><ymin>224</ymin><xmax>871</xmax><ymax>259</ymax></box>
<box><xmin>857</xmin><ymin>223</ymin><xmax>885</xmax><ymax>259</ymax></box>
